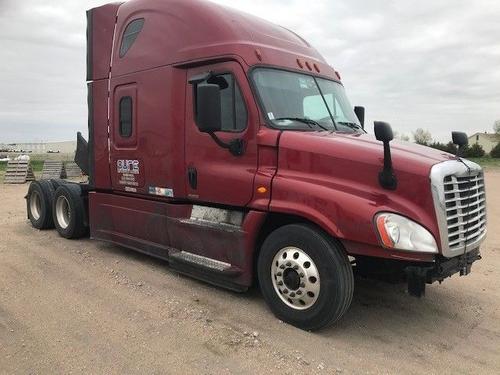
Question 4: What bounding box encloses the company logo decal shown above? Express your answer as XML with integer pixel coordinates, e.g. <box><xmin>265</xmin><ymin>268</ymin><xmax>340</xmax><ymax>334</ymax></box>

<box><xmin>117</xmin><ymin>159</ymin><xmax>139</xmax><ymax>174</ymax></box>
<box><xmin>117</xmin><ymin>159</ymin><xmax>140</xmax><ymax>187</ymax></box>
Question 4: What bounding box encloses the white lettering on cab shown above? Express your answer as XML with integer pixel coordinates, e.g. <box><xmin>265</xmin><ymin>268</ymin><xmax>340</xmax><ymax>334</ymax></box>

<box><xmin>117</xmin><ymin>159</ymin><xmax>140</xmax><ymax>175</ymax></box>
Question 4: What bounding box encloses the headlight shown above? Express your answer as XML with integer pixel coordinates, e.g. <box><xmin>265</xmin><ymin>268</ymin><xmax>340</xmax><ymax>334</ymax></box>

<box><xmin>374</xmin><ymin>213</ymin><xmax>438</xmax><ymax>253</ymax></box>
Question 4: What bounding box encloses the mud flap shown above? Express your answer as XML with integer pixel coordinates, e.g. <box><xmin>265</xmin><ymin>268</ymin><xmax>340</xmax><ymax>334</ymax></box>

<box><xmin>405</xmin><ymin>249</ymin><xmax>481</xmax><ymax>298</ymax></box>
<box><xmin>405</xmin><ymin>266</ymin><xmax>430</xmax><ymax>297</ymax></box>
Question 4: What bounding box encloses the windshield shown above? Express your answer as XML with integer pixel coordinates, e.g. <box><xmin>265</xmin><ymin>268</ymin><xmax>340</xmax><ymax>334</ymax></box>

<box><xmin>252</xmin><ymin>68</ymin><xmax>363</xmax><ymax>133</ymax></box>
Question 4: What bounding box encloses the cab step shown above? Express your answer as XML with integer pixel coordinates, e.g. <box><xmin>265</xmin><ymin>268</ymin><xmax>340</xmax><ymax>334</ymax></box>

<box><xmin>169</xmin><ymin>250</ymin><xmax>240</xmax><ymax>275</ymax></box>
<box><xmin>168</xmin><ymin>250</ymin><xmax>245</xmax><ymax>292</ymax></box>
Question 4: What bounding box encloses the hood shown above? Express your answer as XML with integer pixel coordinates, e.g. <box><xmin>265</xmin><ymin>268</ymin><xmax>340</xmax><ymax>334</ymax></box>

<box><xmin>273</xmin><ymin>130</ymin><xmax>451</xmax><ymax>250</ymax></box>
<box><xmin>280</xmin><ymin>131</ymin><xmax>455</xmax><ymax>176</ymax></box>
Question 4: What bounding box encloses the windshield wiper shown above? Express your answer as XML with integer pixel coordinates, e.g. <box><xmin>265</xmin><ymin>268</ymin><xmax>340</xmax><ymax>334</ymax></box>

<box><xmin>274</xmin><ymin>117</ymin><xmax>329</xmax><ymax>131</ymax></box>
<box><xmin>336</xmin><ymin>122</ymin><xmax>363</xmax><ymax>131</ymax></box>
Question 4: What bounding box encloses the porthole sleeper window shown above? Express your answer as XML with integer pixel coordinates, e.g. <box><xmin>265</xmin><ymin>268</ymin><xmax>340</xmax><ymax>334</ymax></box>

<box><xmin>119</xmin><ymin>96</ymin><xmax>133</xmax><ymax>138</ymax></box>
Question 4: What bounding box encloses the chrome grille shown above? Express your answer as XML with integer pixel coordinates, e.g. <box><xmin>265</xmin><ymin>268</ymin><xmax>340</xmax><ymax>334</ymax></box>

<box><xmin>430</xmin><ymin>159</ymin><xmax>487</xmax><ymax>258</ymax></box>
<box><xmin>443</xmin><ymin>173</ymin><xmax>486</xmax><ymax>249</ymax></box>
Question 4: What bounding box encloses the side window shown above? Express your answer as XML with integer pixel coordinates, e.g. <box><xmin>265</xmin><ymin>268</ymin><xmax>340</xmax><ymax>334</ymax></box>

<box><xmin>119</xmin><ymin>18</ymin><xmax>144</xmax><ymax>58</ymax></box>
<box><xmin>119</xmin><ymin>96</ymin><xmax>133</xmax><ymax>138</ymax></box>
<box><xmin>206</xmin><ymin>74</ymin><xmax>247</xmax><ymax>132</ymax></box>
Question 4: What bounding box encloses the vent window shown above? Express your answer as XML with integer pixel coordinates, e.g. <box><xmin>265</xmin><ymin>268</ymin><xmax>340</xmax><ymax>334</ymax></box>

<box><xmin>119</xmin><ymin>18</ymin><xmax>144</xmax><ymax>58</ymax></box>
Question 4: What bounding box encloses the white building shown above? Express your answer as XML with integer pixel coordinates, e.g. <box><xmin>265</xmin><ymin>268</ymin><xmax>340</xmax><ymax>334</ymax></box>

<box><xmin>0</xmin><ymin>141</ymin><xmax>76</xmax><ymax>154</ymax></box>
<box><xmin>468</xmin><ymin>133</ymin><xmax>500</xmax><ymax>154</ymax></box>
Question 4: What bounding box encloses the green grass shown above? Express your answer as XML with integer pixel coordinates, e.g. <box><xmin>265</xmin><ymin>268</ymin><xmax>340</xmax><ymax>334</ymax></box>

<box><xmin>30</xmin><ymin>160</ymin><xmax>44</xmax><ymax>172</ymax></box>
<box><xmin>468</xmin><ymin>157</ymin><xmax>500</xmax><ymax>169</ymax></box>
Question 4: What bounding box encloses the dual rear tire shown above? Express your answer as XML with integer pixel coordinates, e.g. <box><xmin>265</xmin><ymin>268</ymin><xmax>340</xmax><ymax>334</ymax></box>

<box><xmin>26</xmin><ymin>181</ymin><xmax>88</xmax><ymax>239</ymax></box>
<box><xmin>27</xmin><ymin>180</ymin><xmax>55</xmax><ymax>229</ymax></box>
<box><xmin>52</xmin><ymin>184</ymin><xmax>88</xmax><ymax>239</ymax></box>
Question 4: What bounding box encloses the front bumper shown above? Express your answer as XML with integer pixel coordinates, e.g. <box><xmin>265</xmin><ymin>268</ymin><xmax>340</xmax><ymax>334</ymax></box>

<box><xmin>405</xmin><ymin>248</ymin><xmax>481</xmax><ymax>297</ymax></box>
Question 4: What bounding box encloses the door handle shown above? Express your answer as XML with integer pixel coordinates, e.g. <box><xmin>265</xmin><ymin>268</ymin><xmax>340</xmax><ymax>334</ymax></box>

<box><xmin>188</xmin><ymin>167</ymin><xmax>197</xmax><ymax>190</ymax></box>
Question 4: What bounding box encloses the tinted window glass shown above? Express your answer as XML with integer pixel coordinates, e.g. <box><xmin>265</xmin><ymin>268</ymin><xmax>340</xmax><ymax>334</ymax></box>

<box><xmin>119</xmin><ymin>18</ymin><xmax>144</xmax><ymax>58</ymax></box>
<box><xmin>119</xmin><ymin>96</ymin><xmax>133</xmax><ymax>137</ymax></box>
<box><xmin>206</xmin><ymin>74</ymin><xmax>247</xmax><ymax>132</ymax></box>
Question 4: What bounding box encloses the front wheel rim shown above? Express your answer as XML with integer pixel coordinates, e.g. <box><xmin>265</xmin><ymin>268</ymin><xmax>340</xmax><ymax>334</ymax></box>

<box><xmin>55</xmin><ymin>195</ymin><xmax>71</xmax><ymax>229</ymax></box>
<box><xmin>271</xmin><ymin>246</ymin><xmax>320</xmax><ymax>310</ymax></box>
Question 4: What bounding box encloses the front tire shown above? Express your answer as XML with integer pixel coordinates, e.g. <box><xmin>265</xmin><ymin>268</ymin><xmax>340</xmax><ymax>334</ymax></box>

<box><xmin>258</xmin><ymin>224</ymin><xmax>354</xmax><ymax>331</ymax></box>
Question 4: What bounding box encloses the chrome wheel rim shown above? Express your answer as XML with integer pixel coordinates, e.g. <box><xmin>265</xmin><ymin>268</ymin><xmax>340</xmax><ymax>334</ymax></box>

<box><xmin>55</xmin><ymin>195</ymin><xmax>70</xmax><ymax>229</ymax></box>
<box><xmin>271</xmin><ymin>246</ymin><xmax>320</xmax><ymax>310</ymax></box>
<box><xmin>30</xmin><ymin>191</ymin><xmax>41</xmax><ymax>221</ymax></box>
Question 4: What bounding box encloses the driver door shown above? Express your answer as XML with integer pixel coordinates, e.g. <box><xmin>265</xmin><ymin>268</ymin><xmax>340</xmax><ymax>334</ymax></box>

<box><xmin>185</xmin><ymin>61</ymin><xmax>258</xmax><ymax>206</ymax></box>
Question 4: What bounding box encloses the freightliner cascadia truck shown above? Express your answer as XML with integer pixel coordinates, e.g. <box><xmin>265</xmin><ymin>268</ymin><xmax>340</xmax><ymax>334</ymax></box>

<box><xmin>25</xmin><ymin>0</ymin><xmax>487</xmax><ymax>330</ymax></box>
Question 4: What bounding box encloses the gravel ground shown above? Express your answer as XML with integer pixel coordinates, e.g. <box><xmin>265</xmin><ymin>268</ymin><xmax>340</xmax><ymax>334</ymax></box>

<box><xmin>1</xmin><ymin>172</ymin><xmax>499</xmax><ymax>374</ymax></box>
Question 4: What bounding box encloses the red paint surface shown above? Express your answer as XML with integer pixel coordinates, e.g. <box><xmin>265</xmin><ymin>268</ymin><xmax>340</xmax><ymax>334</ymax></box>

<box><xmin>89</xmin><ymin>191</ymin><xmax>265</xmax><ymax>287</ymax></box>
<box><xmin>271</xmin><ymin>132</ymin><xmax>454</xmax><ymax>259</ymax></box>
<box><xmin>87</xmin><ymin>3</ymin><xmax>121</xmax><ymax>81</ymax></box>
<box><xmin>184</xmin><ymin>60</ymin><xmax>259</xmax><ymax>206</ymax></box>
<box><xmin>90</xmin><ymin>79</ymin><xmax>112</xmax><ymax>190</ymax></box>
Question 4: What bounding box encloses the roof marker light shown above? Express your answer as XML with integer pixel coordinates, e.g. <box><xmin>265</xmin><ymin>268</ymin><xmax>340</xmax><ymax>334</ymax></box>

<box><xmin>296</xmin><ymin>58</ymin><xmax>304</xmax><ymax>68</ymax></box>
<box><xmin>313</xmin><ymin>63</ymin><xmax>320</xmax><ymax>73</ymax></box>
<box><xmin>305</xmin><ymin>61</ymin><xmax>312</xmax><ymax>71</ymax></box>
<box><xmin>335</xmin><ymin>71</ymin><xmax>342</xmax><ymax>80</ymax></box>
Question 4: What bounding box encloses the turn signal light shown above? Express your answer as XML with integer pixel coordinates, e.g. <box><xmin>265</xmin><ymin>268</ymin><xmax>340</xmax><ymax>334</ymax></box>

<box><xmin>376</xmin><ymin>215</ymin><xmax>394</xmax><ymax>248</ymax></box>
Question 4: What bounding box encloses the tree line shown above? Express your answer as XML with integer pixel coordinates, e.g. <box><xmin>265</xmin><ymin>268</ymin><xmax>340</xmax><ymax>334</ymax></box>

<box><xmin>394</xmin><ymin>120</ymin><xmax>500</xmax><ymax>158</ymax></box>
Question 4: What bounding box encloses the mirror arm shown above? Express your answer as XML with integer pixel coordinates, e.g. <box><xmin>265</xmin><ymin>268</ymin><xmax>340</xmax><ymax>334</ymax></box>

<box><xmin>189</xmin><ymin>71</ymin><xmax>213</xmax><ymax>85</ymax></box>
<box><xmin>374</xmin><ymin>121</ymin><xmax>397</xmax><ymax>190</ymax></box>
<box><xmin>208</xmin><ymin>132</ymin><xmax>245</xmax><ymax>156</ymax></box>
<box><xmin>379</xmin><ymin>141</ymin><xmax>397</xmax><ymax>190</ymax></box>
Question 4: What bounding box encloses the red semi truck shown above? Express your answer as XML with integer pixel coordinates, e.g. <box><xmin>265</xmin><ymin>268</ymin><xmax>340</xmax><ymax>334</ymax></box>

<box><xmin>26</xmin><ymin>0</ymin><xmax>487</xmax><ymax>330</ymax></box>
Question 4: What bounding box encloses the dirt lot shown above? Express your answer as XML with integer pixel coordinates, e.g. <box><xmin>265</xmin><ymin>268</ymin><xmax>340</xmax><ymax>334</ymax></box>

<box><xmin>1</xmin><ymin>172</ymin><xmax>499</xmax><ymax>374</ymax></box>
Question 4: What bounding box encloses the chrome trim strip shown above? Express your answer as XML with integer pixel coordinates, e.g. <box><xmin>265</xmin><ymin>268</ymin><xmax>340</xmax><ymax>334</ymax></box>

<box><xmin>430</xmin><ymin>159</ymin><xmax>487</xmax><ymax>258</ymax></box>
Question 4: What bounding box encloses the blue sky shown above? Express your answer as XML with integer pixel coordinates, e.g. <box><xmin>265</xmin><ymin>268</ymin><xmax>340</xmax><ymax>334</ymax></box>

<box><xmin>0</xmin><ymin>0</ymin><xmax>499</xmax><ymax>143</ymax></box>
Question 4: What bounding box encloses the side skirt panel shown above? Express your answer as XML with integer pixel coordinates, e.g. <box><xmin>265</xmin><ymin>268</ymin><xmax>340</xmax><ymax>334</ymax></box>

<box><xmin>88</xmin><ymin>192</ymin><xmax>266</xmax><ymax>289</ymax></box>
